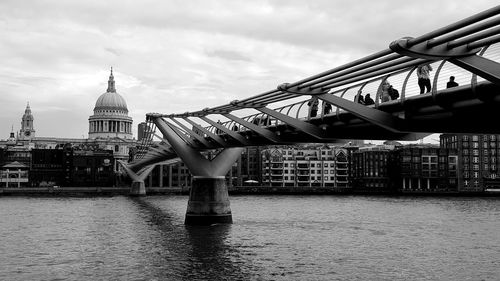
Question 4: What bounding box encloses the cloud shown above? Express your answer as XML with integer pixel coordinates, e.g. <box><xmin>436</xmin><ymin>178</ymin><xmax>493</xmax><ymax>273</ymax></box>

<box><xmin>206</xmin><ymin>49</ymin><xmax>252</xmax><ymax>62</ymax></box>
<box><xmin>0</xmin><ymin>0</ymin><xmax>498</xmax><ymax>139</ymax></box>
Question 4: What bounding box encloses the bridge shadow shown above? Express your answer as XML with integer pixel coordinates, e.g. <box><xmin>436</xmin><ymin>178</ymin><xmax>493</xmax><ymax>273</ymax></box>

<box><xmin>130</xmin><ymin>197</ymin><xmax>257</xmax><ymax>280</ymax></box>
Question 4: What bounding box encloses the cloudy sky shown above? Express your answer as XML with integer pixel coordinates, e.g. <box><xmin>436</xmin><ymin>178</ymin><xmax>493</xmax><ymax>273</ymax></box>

<box><xmin>0</xmin><ymin>0</ymin><xmax>498</xmax><ymax>140</ymax></box>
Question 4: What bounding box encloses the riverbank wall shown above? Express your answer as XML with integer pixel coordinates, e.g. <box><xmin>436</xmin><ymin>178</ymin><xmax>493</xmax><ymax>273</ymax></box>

<box><xmin>1</xmin><ymin>186</ymin><xmax>498</xmax><ymax>197</ymax></box>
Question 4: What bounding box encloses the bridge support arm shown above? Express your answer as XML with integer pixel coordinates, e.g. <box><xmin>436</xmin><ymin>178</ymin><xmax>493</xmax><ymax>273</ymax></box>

<box><xmin>183</xmin><ymin>117</ymin><xmax>229</xmax><ymax>147</ymax></box>
<box><xmin>223</xmin><ymin>113</ymin><xmax>283</xmax><ymax>143</ymax></box>
<box><xmin>450</xmin><ymin>55</ymin><xmax>500</xmax><ymax>85</ymax></box>
<box><xmin>317</xmin><ymin>93</ymin><xmax>405</xmax><ymax>133</ymax></box>
<box><xmin>152</xmin><ymin>116</ymin><xmax>244</xmax><ymax>225</ymax></box>
<box><xmin>199</xmin><ymin>116</ymin><xmax>251</xmax><ymax>145</ymax></box>
<box><xmin>256</xmin><ymin>107</ymin><xmax>327</xmax><ymax>139</ymax></box>
<box><xmin>118</xmin><ymin>160</ymin><xmax>156</xmax><ymax>196</ymax></box>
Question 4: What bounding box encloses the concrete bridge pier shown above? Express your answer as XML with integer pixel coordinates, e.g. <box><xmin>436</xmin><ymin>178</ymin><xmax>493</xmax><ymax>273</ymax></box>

<box><xmin>186</xmin><ymin>176</ymin><xmax>232</xmax><ymax>225</ymax></box>
<box><xmin>117</xmin><ymin>160</ymin><xmax>155</xmax><ymax>196</ymax></box>
<box><xmin>130</xmin><ymin>180</ymin><xmax>146</xmax><ymax>196</ymax></box>
<box><xmin>153</xmin><ymin>117</ymin><xmax>244</xmax><ymax>225</ymax></box>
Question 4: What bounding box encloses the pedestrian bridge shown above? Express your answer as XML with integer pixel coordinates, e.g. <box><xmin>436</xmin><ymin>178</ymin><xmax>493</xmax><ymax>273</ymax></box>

<box><xmin>124</xmin><ymin>6</ymin><xmax>500</xmax><ymax>224</ymax></box>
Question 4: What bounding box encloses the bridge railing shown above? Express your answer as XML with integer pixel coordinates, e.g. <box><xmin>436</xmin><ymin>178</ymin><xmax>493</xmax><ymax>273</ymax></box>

<box><xmin>140</xmin><ymin>5</ymin><xmax>500</xmax><ymax>153</ymax></box>
<box><xmin>195</xmin><ymin>41</ymin><xmax>499</xmax><ymax>132</ymax></box>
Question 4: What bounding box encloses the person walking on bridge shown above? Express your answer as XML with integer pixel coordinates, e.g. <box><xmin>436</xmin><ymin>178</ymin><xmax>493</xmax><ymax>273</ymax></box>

<box><xmin>446</xmin><ymin>76</ymin><xmax>459</xmax><ymax>88</ymax></box>
<box><xmin>307</xmin><ymin>96</ymin><xmax>319</xmax><ymax>118</ymax></box>
<box><xmin>354</xmin><ymin>90</ymin><xmax>365</xmax><ymax>105</ymax></box>
<box><xmin>364</xmin><ymin>94</ymin><xmax>374</xmax><ymax>105</ymax></box>
<box><xmin>417</xmin><ymin>64</ymin><xmax>433</xmax><ymax>94</ymax></box>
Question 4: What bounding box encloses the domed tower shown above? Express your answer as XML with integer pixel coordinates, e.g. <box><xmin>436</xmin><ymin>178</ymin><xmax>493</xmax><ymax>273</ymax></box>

<box><xmin>88</xmin><ymin>68</ymin><xmax>133</xmax><ymax>139</ymax></box>
<box><xmin>19</xmin><ymin>102</ymin><xmax>35</xmax><ymax>140</ymax></box>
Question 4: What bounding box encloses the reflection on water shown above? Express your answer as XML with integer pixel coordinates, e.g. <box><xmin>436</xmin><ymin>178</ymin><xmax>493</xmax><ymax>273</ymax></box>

<box><xmin>131</xmin><ymin>197</ymin><xmax>253</xmax><ymax>281</ymax></box>
<box><xmin>0</xmin><ymin>195</ymin><xmax>499</xmax><ymax>280</ymax></box>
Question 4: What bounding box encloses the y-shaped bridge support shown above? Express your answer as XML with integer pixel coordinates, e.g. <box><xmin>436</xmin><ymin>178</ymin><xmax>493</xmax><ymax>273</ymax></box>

<box><xmin>118</xmin><ymin>160</ymin><xmax>156</xmax><ymax>196</ymax></box>
<box><xmin>152</xmin><ymin>116</ymin><xmax>244</xmax><ymax>225</ymax></box>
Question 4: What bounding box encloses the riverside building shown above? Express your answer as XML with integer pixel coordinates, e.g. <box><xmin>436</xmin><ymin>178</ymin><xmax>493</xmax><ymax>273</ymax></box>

<box><xmin>440</xmin><ymin>134</ymin><xmax>500</xmax><ymax>191</ymax></box>
<box><xmin>261</xmin><ymin>145</ymin><xmax>350</xmax><ymax>189</ymax></box>
<box><xmin>351</xmin><ymin>145</ymin><xmax>398</xmax><ymax>193</ymax></box>
<box><xmin>397</xmin><ymin>145</ymin><xmax>458</xmax><ymax>192</ymax></box>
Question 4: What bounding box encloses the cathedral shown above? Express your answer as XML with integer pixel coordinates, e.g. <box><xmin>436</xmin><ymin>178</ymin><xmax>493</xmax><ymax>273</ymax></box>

<box><xmin>88</xmin><ymin>68</ymin><xmax>133</xmax><ymax>140</ymax></box>
<box><xmin>0</xmin><ymin>68</ymin><xmax>137</xmax><ymax>172</ymax></box>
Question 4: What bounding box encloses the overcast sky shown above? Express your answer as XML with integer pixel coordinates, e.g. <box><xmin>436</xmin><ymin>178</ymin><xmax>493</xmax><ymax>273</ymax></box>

<box><xmin>0</xmin><ymin>0</ymin><xmax>498</xmax><ymax>140</ymax></box>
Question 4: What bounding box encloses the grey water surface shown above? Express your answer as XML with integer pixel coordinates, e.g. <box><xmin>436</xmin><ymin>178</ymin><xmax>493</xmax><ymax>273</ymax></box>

<box><xmin>0</xmin><ymin>195</ymin><xmax>499</xmax><ymax>280</ymax></box>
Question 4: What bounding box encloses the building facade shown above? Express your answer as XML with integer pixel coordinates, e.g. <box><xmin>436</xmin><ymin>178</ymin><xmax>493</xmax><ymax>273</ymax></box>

<box><xmin>351</xmin><ymin>145</ymin><xmax>397</xmax><ymax>192</ymax></box>
<box><xmin>261</xmin><ymin>145</ymin><xmax>350</xmax><ymax>189</ymax></box>
<box><xmin>397</xmin><ymin>145</ymin><xmax>458</xmax><ymax>192</ymax></box>
<box><xmin>440</xmin><ymin>134</ymin><xmax>500</xmax><ymax>191</ymax></box>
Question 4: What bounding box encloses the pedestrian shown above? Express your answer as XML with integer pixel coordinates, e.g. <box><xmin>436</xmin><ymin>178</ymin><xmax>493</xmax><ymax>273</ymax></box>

<box><xmin>364</xmin><ymin>94</ymin><xmax>375</xmax><ymax>105</ymax></box>
<box><xmin>307</xmin><ymin>96</ymin><xmax>319</xmax><ymax>118</ymax></box>
<box><xmin>387</xmin><ymin>84</ymin><xmax>399</xmax><ymax>100</ymax></box>
<box><xmin>354</xmin><ymin>90</ymin><xmax>365</xmax><ymax>104</ymax></box>
<box><xmin>417</xmin><ymin>64</ymin><xmax>433</xmax><ymax>94</ymax></box>
<box><xmin>446</xmin><ymin>76</ymin><xmax>459</xmax><ymax>88</ymax></box>
<box><xmin>380</xmin><ymin>81</ymin><xmax>391</xmax><ymax>103</ymax></box>
<box><xmin>323</xmin><ymin>102</ymin><xmax>332</xmax><ymax>115</ymax></box>
<box><xmin>216</xmin><ymin>120</ymin><xmax>222</xmax><ymax>134</ymax></box>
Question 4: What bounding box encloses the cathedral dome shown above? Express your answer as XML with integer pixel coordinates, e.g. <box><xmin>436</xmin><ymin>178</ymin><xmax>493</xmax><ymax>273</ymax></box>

<box><xmin>93</xmin><ymin>68</ymin><xmax>128</xmax><ymax>114</ymax></box>
<box><xmin>94</xmin><ymin>91</ymin><xmax>128</xmax><ymax>112</ymax></box>
<box><xmin>88</xmin><ymin>67</ymin><xmax>133</xmax><ymax>140</ymax></box>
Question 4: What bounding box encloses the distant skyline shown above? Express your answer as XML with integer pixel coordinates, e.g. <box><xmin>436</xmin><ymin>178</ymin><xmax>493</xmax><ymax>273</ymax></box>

<box><xmin>1</xmin><ymin>0</ymin><xmax>498</xmax><ymax>140</ymax></box>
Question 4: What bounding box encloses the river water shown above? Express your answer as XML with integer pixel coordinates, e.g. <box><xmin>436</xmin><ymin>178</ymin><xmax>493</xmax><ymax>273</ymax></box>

<box><xmin>0</xmin><ymin>195</ymin><xmax>499</xmax><ymax>280</ymax></box>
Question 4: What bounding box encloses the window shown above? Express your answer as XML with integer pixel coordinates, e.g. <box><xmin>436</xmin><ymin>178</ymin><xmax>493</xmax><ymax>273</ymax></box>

<box><xmin>449</xmin><ymin>156</ymin><xmax>457</xmax><ymax>164</ymax></box>
<box><xmin>115</xmin><ymin>145</ymin><xmax>119</xmax><ymax>152</ymax></box>
<box><xmin>472</xmin><ymin>135</ymin><xmax>479</xmax><ymax>141</ymax></box>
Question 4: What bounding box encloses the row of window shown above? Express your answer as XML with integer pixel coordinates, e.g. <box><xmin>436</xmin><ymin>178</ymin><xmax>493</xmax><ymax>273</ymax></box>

<box><xmin>266</xmin><ymin>176</ymin><xmax>347</xmax><ymax>181</ymax></box>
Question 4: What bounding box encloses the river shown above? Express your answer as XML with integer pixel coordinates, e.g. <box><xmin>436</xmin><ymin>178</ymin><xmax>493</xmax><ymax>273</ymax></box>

<box><xmin>0</xmin><ymin>195</ymin><xmax>499</xmax><ymax>280</ymax></box>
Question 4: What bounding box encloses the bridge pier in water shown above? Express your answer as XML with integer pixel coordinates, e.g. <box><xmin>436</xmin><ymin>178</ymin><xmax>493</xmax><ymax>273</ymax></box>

<box><xmin>152</xmin><ymin>116</ymin><xmax>243</xmax><ymax>225</ymax></box>
<box><xmin>130</xmin><ymin>180</ymin><xmax>146</xmax><ymax>196</ymax></box>
<box><xmin>186</xmin><ymin>176</ymin><xmax>232</xmax><ymax>225</ymax></box>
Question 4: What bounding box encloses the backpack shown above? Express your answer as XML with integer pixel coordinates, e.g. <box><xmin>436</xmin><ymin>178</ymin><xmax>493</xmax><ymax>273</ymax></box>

<box><xmin>389</xmin><ymin>87</ymin><xmax>399</xmax><ymax>100</ymax></box>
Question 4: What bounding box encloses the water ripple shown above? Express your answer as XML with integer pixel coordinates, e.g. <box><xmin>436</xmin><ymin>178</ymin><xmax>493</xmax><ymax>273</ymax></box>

<box><xmin>0</xmin><ymin>195</ymin><xmax>499</xmax><ymax>280</ymax></box>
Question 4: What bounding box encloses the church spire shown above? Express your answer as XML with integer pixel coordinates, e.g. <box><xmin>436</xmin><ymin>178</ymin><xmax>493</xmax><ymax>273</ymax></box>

<box><xmin>107</xmin><ymin>67</ymin><xmax>116</xmax><ymax>93</ymax></box>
